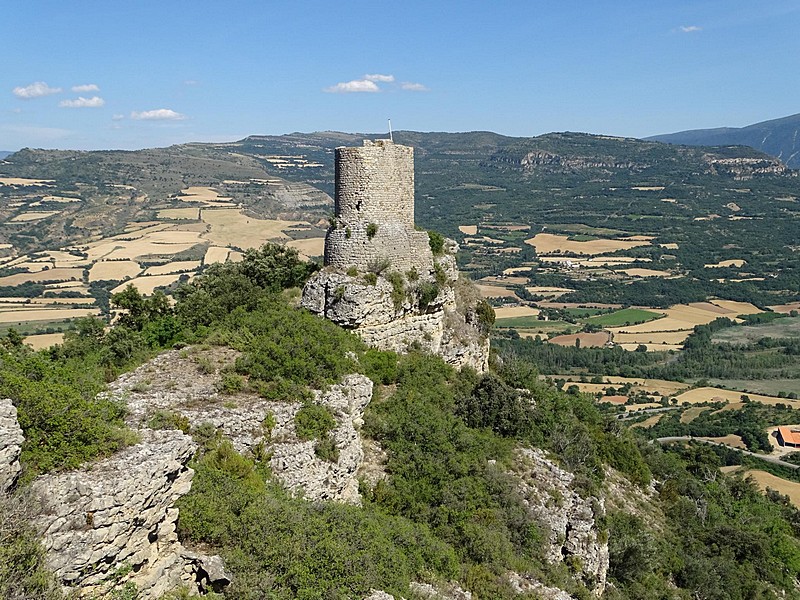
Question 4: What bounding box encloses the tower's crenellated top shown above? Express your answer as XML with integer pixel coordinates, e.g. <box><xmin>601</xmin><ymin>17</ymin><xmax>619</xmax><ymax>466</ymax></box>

<box><xmin>335</xmin><ymin>139</ymin><xmax>414</xmax><ymax>228</ymax></box>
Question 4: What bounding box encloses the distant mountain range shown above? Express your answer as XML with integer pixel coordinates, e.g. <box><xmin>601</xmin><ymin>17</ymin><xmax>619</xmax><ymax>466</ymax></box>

<box><xmin>648</xmin><ymin>113</ymin><xmax>800</xmax><ymax>168</ymax></box>
<box><xmin>0</xmin><ymin>151</ymin><xmax>13</xmax><ymax>160</ymax></box>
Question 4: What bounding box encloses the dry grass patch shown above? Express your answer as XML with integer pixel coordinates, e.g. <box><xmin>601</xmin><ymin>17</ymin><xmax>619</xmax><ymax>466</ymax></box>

<box><xmin>769</xmin><ymin>303</ymin><xmax>800</xmax><ymax>315</ymax></box>
<box><xmin>704</xmin><ymin>259</ymin><xmax>746</xmax><ymax>268</ymax></box>
<box><xmin>631</xmin><ymin>414</ymin><xmax>664</xmax><ymax>429</ymax></box>
<box><xmin>618</xmin><ymin>343</ymin><xmax>684</xmax><ymax>352</ymax></box>
<box><xmin>200</xmin><ymin>208</ymin><xmax>305</xmax><ymax>249</ymax></box>
<box><xmin>458</xmin><ymin>225</ymin><xmax>478</xmax><ymax>235</ymax></box>
<box><xmin>158</xmin><ymin>207</ymin><xmax>201</xmax><ymax>220</ymax></box>
<box><xmin>0</xmin><ymin>308</ymin><xmax>99</xmax><ymax>324</ymax></box>
<box><xmin>0</xmin><ymin>177</ymin><xmax>53</xmax><ymax>186</ymax></box>
<box><xmin>286</xmin><ymin>237</ymin><xmax>325</xmax><ymax>259</ymax></box>
<box><xmin>88</xmin><ymin>260</ymin><xmax>142</xmax><ymax>282</ymax></box>
<box><xmin>740</xmin><ymin>471</ymin><xmax>800</xmax><ymax>508</ymax></box>
<box><xmin>525</xmin><ymin>286</ymin><xmax>573</xmax><ymax>297</ymax></box>
<box><xmin>700</xmin><ymin>434</ymin><xmax>746</xmax><ymax>449</ymax></box>
<box><xmin>475</xmin><ymin>284</ymin><xmax>519</xmax><ymax>299</ymax></box>
<box><xmin>493</xmin><ymin>305</ymin><xmax>540</xmax><ymax>319</ymax></box>
<box><xmin>675</xmin><ymin>387</ymin><xmax>793</xmax><ymax>407</ymax></box>
<box><xmin>203</xmin><ymin>246</ymin><xmax>230</xmax><ymax>265</ymax></box>
<box><xmin>620</xmin><ymin>268</ymin><xmax>673</xmax><ymax>278</ymax></box>
<box><xmin>111</xmin><ymin>273</ymin><xmax>195</xmax><ymax>295</ymax></box>
<box><xmin>525</xmin><ymin>233</ymin><xmax>650</xmax><ymax>255</ymax></box>
<box><xmin>9</xmin><ymin>211</ymin><xmax>60</xmax><ymax>222</ymax></box>
<box><xmin>25</xmin><ymin>332</ymin><xmax>65</xmax><ymax>350</ymax></box>
<box><xmin>0</xmin><ymin>268</ymin><xmax>84</xmax><ymax>287</ymax></box>
<box><xmin>631</xmin><ymin>186</ymin><xmax>665</xmax><ymax>191</ymax></box>
<box><xmin>548</xmin><ymin>331</ymin><xmax>611</xmax><ymax>348</ymax></box>
<box><xmin>681</xmin><ymin>406</ymin><xmax>711</xmax><ymax>424</ymax></box>
<box><xmin>143</xmin><ymin>261</ymin><xmax>201</xmax><ymax>276</ymax></box>
<box><xmin>613</xmin><ymin>330</ymin><xmax>693</xmax><ymax>345</ymax></box>
<box><xmin>660</xmin><ymin>243</ymin><xmax>679</xmax><ymax>249</ymax></box>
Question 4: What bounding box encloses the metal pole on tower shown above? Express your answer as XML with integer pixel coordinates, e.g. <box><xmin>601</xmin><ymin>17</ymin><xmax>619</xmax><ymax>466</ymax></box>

<box><xmin>388</xmin><ymin>119</ymin><xmax>393</xmax><ymax>142</ymax></box>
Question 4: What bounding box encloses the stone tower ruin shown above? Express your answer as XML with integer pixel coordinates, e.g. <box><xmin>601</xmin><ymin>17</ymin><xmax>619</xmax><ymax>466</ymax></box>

<box><xmin>325</xmin><ymin>139</ymin><xmax>433</xmax><ymax>273</ymax></box>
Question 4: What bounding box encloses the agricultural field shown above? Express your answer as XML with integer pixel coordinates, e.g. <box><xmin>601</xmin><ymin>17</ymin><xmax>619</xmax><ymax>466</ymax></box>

<box><xmin>524</xmin><ymin>233</ymin><xmax>651</xmax><ymax>255</ymax></box>
<box><xmin>586</xmin><ymin>308</ymin><xmax>664</xmax><ymax>327</ymax></box>
<box><xmin>673</xmin><ymin>387</ymin><xmax>796</xmax><ymax>408</ymax></box>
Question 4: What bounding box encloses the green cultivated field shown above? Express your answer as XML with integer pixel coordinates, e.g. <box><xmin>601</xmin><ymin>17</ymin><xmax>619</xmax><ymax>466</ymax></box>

<box><xmin>586</xmin><ymin>308</ymin><xmax>663</xmax><ymax>327</ymax></box>
<box><xmin>712</xmin><ymin>317</ymin><xmax>800</xmax><ymax>344</ymax></box>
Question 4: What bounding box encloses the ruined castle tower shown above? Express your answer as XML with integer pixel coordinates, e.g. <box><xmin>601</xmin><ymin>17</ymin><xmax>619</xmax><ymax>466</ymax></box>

<box><xmin>324</xmin><ymin>139</ymin><xmax>434</xmax><ymax>273</ymax></box>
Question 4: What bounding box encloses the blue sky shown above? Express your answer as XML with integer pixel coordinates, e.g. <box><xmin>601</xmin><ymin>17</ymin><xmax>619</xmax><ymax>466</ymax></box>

<box><xmin>3</xmin><ymin>0</ymin><xmax>800</xmax><ymax>150</ymax></box>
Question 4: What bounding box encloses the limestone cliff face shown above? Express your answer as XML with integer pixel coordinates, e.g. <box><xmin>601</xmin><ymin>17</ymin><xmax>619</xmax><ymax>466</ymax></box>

<box><xmin>513</xmin><ymin>448</ymin><xmax>609</xmax><ymax>596</ymax></box>
<box><xmin>0</xmin><ymin>398</ymin><xmax>23</xmax><ymax>493</ymax></box>
<box><xmin>302</xmin><ymin>240</ymin><xmax>489</xmax><ymax>372</ymax></box>
<box><xmin>31</xmin><ymin>428</ymin><xmax>228</xmax><ymax>598</ymax></box>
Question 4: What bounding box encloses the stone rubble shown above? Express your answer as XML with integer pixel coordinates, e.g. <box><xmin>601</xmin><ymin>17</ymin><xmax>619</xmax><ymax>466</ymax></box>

<box><xmin>0</xmin><ymin>397</ymin><xmax>23</xmax><ymax>493</ymax></box>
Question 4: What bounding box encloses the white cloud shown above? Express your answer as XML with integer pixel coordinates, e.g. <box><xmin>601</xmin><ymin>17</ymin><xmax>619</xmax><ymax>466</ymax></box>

<box><xmin>324</xmin><ymin>79</ymin><xmax>380</xmax><ymax>93</ymax></box>
<box><xmin>112</xmin><ymin>113</ymin><xmax>125</xmax><ymax>121</ymax></box>
<box><xmin>365</xmin><ymin>74</ymin><xmax>395</xmax><ymax>83</ymax></box>
<box><xmin>59</xmin><ymin>96</ymin><xmax>105</xmax><ymax>108</ymax></box>
<box><xmin>12</xmin><ymin>81</ymin><xmax>62</xmax><ymax>99</ymax></box>
<box><xmin>680</xmin><ymin>25</ymin><xmax>702</xmax><ymax>32</ymax></box>
<box><xmin>130</xmin><ymin>108</ymin><xmax>187</xmax><ymax>121</ymax></box>
<box><xmin>401</xmin><ymin>82</ymin><xmax>429</xmax><ymax>92</ymax></box>
<box><xmin>183</xmin><ymin>79</ymin><xmax>199</xmax><ymax>86</ymax></box>
<box><xmin>72</xmin><ymin>83</ymin><xmax>100</xmax><ymax>93</ymax></box>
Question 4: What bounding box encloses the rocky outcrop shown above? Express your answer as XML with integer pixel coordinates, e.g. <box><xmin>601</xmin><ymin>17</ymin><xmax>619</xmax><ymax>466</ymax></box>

<box><xmin>0</xmin><ymin>398</ymin><xmax>23</xmax><ymax>493</ymax></box>
<box><xmin>513</xmin><ymin>448</ymin><xmax>609</xmax><ymax>596</ymax></box>
<box><xmin>302</xmin><ymin>241</ymin><xmax>489</xmax><ymax>372</ymax></box>
<box><xmin>705</xmin><ymin>155</ymin><xmax>792</xmax><ymax>179</ymax></box>
<box><xmin>270</xmin><ymin>374</ymin><xmax>373</xmax><ymax>504</ymax></box>
<box><xmin>31</xmin><ymin>428</ymin><xmax>228</xmax><ymax>598</ymax></box>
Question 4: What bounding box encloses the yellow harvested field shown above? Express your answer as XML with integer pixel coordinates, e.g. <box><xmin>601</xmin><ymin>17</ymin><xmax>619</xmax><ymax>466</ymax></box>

<box><xmin>27</xmin><ymin>297</ymin><xmax>96</xmax><ymax>306</ymax></box>
<box><xmin>525</xmin><ymin>286</ymin><xmax>573</xmax><ymax>297</ymax></box>
<box><xmin>585</xmin><ymin>256</ymin><xmax>648</xmax><ymax>264</ymax></box>
<box><xmin>89</xmin><ymin>260</ymin><xmax>142</xmax><ymax>282</ymax></box>
<box><xmin>502</xmin><ymin>267</ymin><xmax>533</xmax><ymax>275</ymax></box>
<box><xmin>620</xmin><ymin>268</ymin><xmax>673</xmax><ymax>278</ymax></box>
<box><xmin>459</xmin><ymin>225</ymin><xmax>478</xmax><ymax>235</ymax></box>
<box><xmin>0</xmin><ymin>177</ymin><xmax>53</xmax><ymax>186</ymax></box>
<box><xmin>741</xmin><ymin>471</ymin><xmax>800</xmax><ymax>508</ymax></box>
<box><xmin>177</xmin><ymin>186</ymin><xmax>232</xmax><ymax>202</ymax></box>
<box><xmin>0</xmin><ymin>308</ymin><xmax>99</xmax><ymax>324</ymax></box>
<box><xmin>0</xmin><ymin>268</ymin><xmax>84</xmax><ymax>287</ymax></box>
<box><xmin>158</xmin><ymin>207</ymin><xmax>201</xmax><ymax>220</ymax></box>
<box><xmin>704</xmin><ymin>259</ymin><xmax>746</xmax><ymax>268</ymax></box>
<box><xmin>143</xmin><ymin>261</ymin><xmax>201</xmax><ymax>276</ymax></box>
<box><xmin>681</xmin><ymin>406</ymin><xmax>711</xmax><ymax>424</ymax></box>
<box><xmin>481</xmin><ymin>276</ymin><xmax>528</xmax><ymax>286</ymax></box>
<box><xmin>45</xmin><ymin>281</ymin><xmax>87</xmax><ymax>290</ymax></box>
<box><xmin>700</xmin><ymin>434</ymin><xmax>746</xmax><ymax>449</ymax></box>
<box><xmin>769</xmin><ymin>302</ymin><xmax>800</xmax><ymax>314</ymax></box>
<box><xmin>660</xmin><ymin>243</ymin><xmax>679</xmax><ymax>249</ymax></box>
<box><xmin>549</xmin><ymin>331</ymin><xmax>611</xmax><ymax>348</ymax></box>
<box><xmin>9</xmin><ymin>211</ymin><xmax>60</xmax><ymax>222</ymax></box>
<box><xmin>200</xmin><ymin>209</ymin><xmax>304</xmax><ymax>249</ymax></box>
<box><xmin>525</xmin><ymin>233</ymin><xmax>650</xmax><ymax>255</ymax></box>
<box><xmin>613</xmin><ymin>330</ymin><xmax>692</xmax><ymax>345</ymax></box>
<box><xmin>618</xmin><ymin>343</ymin><xmax>684</xmax><ymax>352</ymax></box>
<box><xmin>561</xmin><ymin>376</ymin><xmax>688</xmax><ymax>397</ymax></box>
<box><xmin>25</xmin><ymin>333</ymin><xmax>65</xmax><ymax>350</ymax></box>
<box><xmin>85</xmin><ymin>228</ymin><xmax>203</xmax><ymax>261</ymax></box>
<box><xmin>710</xmin><ymin>300</ymin><xmax>762</xmax><ymax>315</ymax></box>
<box><xmin>608</xmin><ymin>300</ymin><xmax>760</xmax><ymax>336</ymax></box>
<box><xmin>483</xmin><ymin>224</ymin><xmax>529</xmax><ymax>232</ymax></box>
<box><xmin>203</xmin><ymin>246</ymin><xmax>230</xmax><ymax>265</ymax></box>
<box><xmin>631</xmin><ymin>414</ymin><xmax>663</xmax><ymax>429</ymax></box>
<box><xmin>111</xmin><ymin>273</ymin><xmax>194</xmax><ymax>295</ymax></box>
<box><xmin>493</xmin><ymin>305</ymin><xmax>540</xmax><ymax>319</ymax></box>
<box><xmin>624</xmin><ymin>403</ymin><xmax>661</xmax><ymax>411</ymax></box>
<box><xmin>286</xmin><ymin>237</ymin><xmax>325</xmax><ymax>258</ymax></box>
<box><xmin>39</xmin><ymin>195</ymin><xmax>80</xmax><ymax>203</ymax></box>
<box><xmin>475</xmin><ymin>284</ymin><xmax>519</xmax><ymax>299</ymax></box>
<box><xmin>674</xmin><ymin>387</ymin><xmax>795</xmax><ymax>407</ymax></box>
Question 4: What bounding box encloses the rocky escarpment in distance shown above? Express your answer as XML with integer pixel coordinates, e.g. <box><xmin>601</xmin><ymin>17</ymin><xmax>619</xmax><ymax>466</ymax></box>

<box><xmin>0</xmin><ymin>397</ymin><xmax>23</xmax><ymax>493</ymax></box>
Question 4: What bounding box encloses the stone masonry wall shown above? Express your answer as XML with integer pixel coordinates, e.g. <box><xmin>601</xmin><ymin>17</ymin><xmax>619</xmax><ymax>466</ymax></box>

<box><xmin>0</xmin><ymin>398</ymin><xmax>23</xmax><ymax>493</ymax></box>
<box><xmin>335</xmin><ymin>140</ymin><xmax>414</xmax><ymax>228</ymax></box>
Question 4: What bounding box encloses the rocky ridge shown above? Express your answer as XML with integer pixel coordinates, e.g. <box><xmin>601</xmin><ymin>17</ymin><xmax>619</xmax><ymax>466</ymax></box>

<box><xmin>302</xmin><ymin>239</ymin><xmax>490</xmax><ymax>372</ymax></box>
<box><xmin>0</xmin><ymin>397</ymin><xmax>22</xmax><ymax>493</ymax></box>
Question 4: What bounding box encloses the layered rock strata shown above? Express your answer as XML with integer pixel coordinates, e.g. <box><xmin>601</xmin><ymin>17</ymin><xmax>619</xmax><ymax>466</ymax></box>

<box><xmin>0</xmin><ymin>397</ymin><xmax>23</xmax><ymax>493</ymax></box>
<box><xmin>31</xmin><ymin>428</ymin><xmax>228</xmax><ymax>597</ymax></box>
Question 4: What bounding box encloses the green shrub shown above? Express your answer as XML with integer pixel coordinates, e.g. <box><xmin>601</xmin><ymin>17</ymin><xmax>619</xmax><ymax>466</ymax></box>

<box><xmin>385</xmin><ymin>271</ymin><xmax>405</xmax><ymax>311</ymax></box>
<box><xmin>416</xmin><ymin>281</ymin><xmax>439</xmax><ymax>308</ymax></box>
<box><xmin>367</xmin><ymin>257</ymin><xmax>391</xmax><ymax>274</ymax></box>
<box><xmin>314</xmin><ymin>434</ymin><xmax>340</xmax><ymax>462</ymax></box>
<box><xmin>147</xmin><ymin>410</ymin><xmax>191</xmax><ymax>434</ymax></box>
<box><xmin>366</xmin><ymin>223</ymin><xmax>378</xmax><ymax>239</ymax></box>
<box><xmin>346</xmin><ymin>266</ymin><xmax>358</xmax><ymax>277</ymax></box>
<box><xmin>295</xmin><ymin>403</ymin><xmax>337</xmax><ymax>441</ymax></box>
<box><xmin>427</xmin><ymin>230</ymin><xmax>445</xmax><ymax>255</ymax></box>
<box><xmin>217</xmin><ymin>372</ymin><xmax>246</xmax><ymax>394</ymax></box>
<box><xmin>476</xmin><ymin>299</ymin><xmax>496</xmax><ymax>333</ymax></box>
<box><xmin>361</xmin><ymin>348</ymin><xmax>399</xmax><ymax>385</ymax></box>
<box><xmin>364</xmin><ymin>272</ymin><xmax>378</xmax><ymax>286</ymax></box>
<box><xmin>434</xmin><ymin>262</ymin><xmax>447</xmax><ymax>286</ymax></box>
